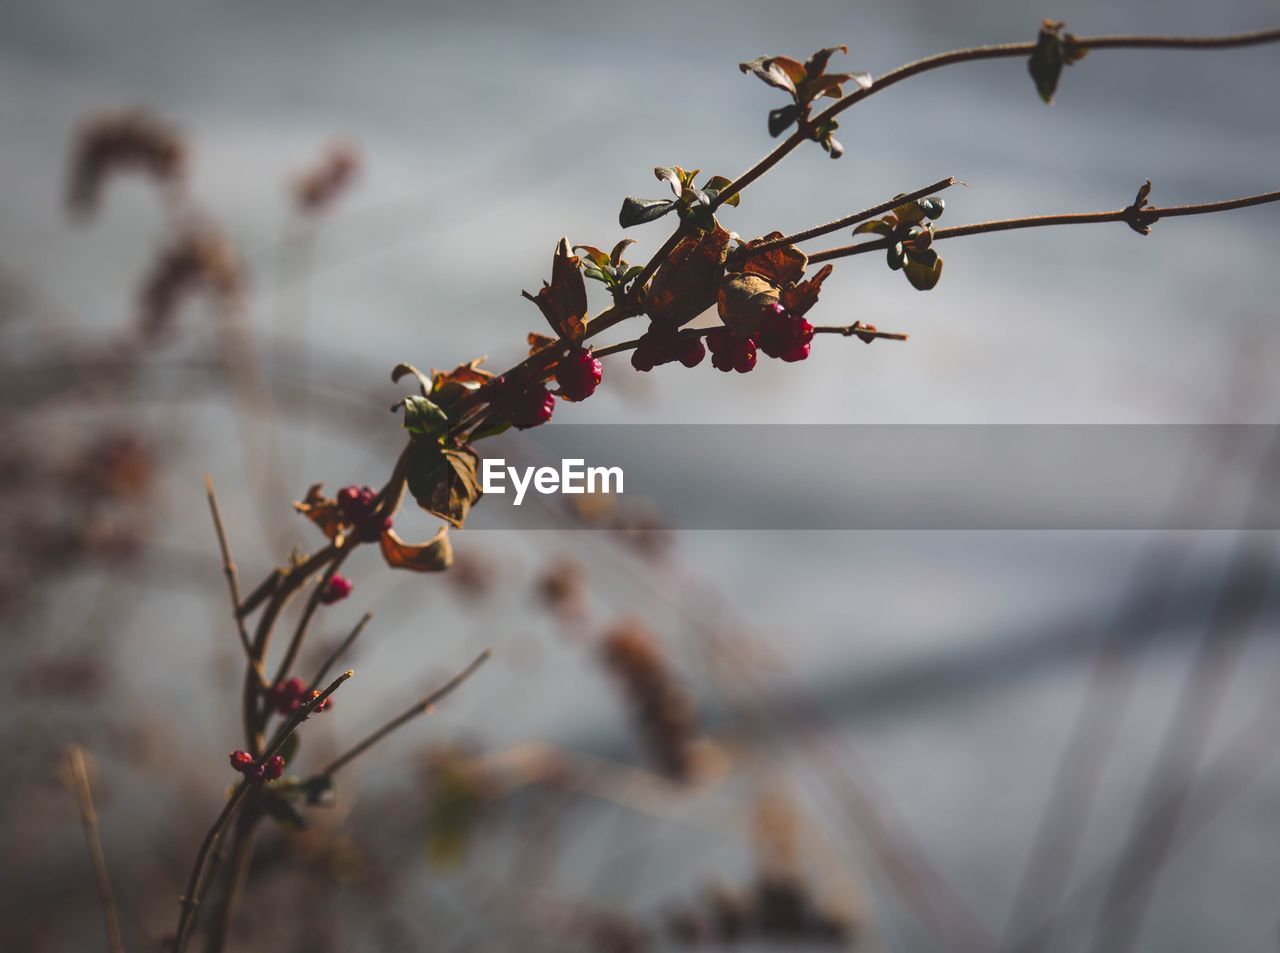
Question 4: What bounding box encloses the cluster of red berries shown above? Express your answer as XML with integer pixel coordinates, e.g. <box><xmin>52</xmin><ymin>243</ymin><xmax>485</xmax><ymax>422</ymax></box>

<box><xmin>320</xmin><ymin>573</ymin><xmax>352</xmax><ymax>605</ymax></box>
<box><xmin>632</xmin><ymin>303</ymin><xmax>814</xmax><ymax>375</ymax></box>
<box><xmin>267</xmin><ymin>676</ymin><xmax>333</xmax><ymax>715</ymax></box>
<box><xmin>630</xmin><ymin>324</ymin><xmax>707</xmax><ymax>372</ymax></box>
<box><xmin>484</xmin><ymin>346</ymin><xmax>603</xmax><ymax>430</ymax></box>
<box><xmin>485</xmin><ymin>374</ymin><xmax>555</xmax><ymax>430</ymax></box>
<box><xmin>336</xmin><ymin>485</ymin><xmax>391</xmax><ymax>542</ymax></box>
<box><xmin>229</xmin><ymin>750</ymin><xmax>286</xmax><ymax>783</ymax></box>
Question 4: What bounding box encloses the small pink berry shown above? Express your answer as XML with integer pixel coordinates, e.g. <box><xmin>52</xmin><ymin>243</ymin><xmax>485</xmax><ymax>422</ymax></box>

<box><xmin>262</xmin><ymin>755</ymin><xmax>286</xmax><ymax>782</ymax></box>
<box><xmin>321</xmin><ymin>574</ymin><xmax>352</xmax><ymax>604</ymax></box>
<box><xmin>229</xmin><ymin>750</ymin><xmax>254</xmax><ymax>774</ymax></box>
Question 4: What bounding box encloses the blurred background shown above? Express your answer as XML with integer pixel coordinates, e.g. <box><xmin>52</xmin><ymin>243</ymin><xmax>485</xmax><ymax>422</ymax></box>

<box><xmin>3</xmin><ymin>0</ymin><xmax>1280</xmax><ymax>950</ymax></box>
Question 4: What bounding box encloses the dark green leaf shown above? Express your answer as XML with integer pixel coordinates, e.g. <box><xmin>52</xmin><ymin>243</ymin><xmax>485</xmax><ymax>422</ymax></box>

<box><xmin>619</xmin><ymin>197</ymin><xmax>676</xmax><ymax>228</ymax></box>
<box><xmin>702</xmin><ymin>176</ymin><xmax>740</xmax><ymax>208</ymax></box>
<box><xmin>407</xmin><ymin>440</ymin><xmax>482</xmax><ymax>529</ymax></box>
<box><xmin>903</xmin><ymin>252</ymin><xmax>943</xmax><ymax>291</ymax></box>
<box><xmin>1028</xmin><ymin>21</ymin><xmax>1066</xmax><ymax>104</ymax></box>
<box><xmin>767</xmin><ymin>104</ymin><xmax>800</xmax><ymax>137</ymax></box>
<box><xmin>396</xmin><ymin>395</ymin><xmax>449</xmax><ymax>438</ymax></box>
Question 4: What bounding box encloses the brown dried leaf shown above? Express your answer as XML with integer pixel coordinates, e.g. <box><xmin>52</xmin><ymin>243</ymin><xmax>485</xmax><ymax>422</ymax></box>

<box><xmin>780</xmin><ymin>264</ymin><xmax>834</xmax><ymax>318</ymax></box>
<box><xmin>717</xmin><ymin>273</ymin><xmax>780</xmax><ymax>335</ymax></box>
<box><xmin>521</xmin><ymin>237</ymin><xmax>588</xmax><ymax>342</ymax></box>
<box><xmin>429</xmin><ymin>357</ymin><xmax>493</xmax><ymax>408</ymax></box>
<box><xmin>409</xmin><ymin>442</ymin><xmax>483</xmax><ymax>529</ymax></box>
<box><xmin>380</xmin><ymin>525</ymin><xmax>452</xmax><ymax>573</ymax></box>
<box><xmin>527</xmin><ymin>331</ymin><xmax>557</xmax><ymax>356</ymax></box>
<box><xmin>644</xmin><ymin>225</ymin><xmax>731</xmax><ymax>328</ymax></box>
<box><xmin>293</xmin><ymin>484</ymin><xmax>345</xmax><ymax>542</ymax></box>
<box><xmin>739</xmin><ymin>233</ymin><xmax>808</xmax><ymax>286</ymax></box>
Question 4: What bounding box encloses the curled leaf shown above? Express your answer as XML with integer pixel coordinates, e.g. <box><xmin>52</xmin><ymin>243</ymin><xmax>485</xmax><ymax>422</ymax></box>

<box><xmin>620</xmin><ymin>196</ymin><xmax>676</xmax><ymax>228</ymax></box>
<box><xmin>293</xmin><ymin>484</ymin><xmax>345</xmax><ymax>542</ymax></box>
<box><xmin>644</xmin><ymin>225</ymin><xmax>731</xmax><ymax>327</ymax></box>
<box><xmin>780</xmin><ymin>264</ymin><xmax>834</xmax><ymax>317</ymax></box>
<box><xmin>717</xmin><ymin>273</ymin><xmax>781</xmax><ymax>335</ymax></box>
<box><xmin>430</xmin><ymin>358</ymin><xmax>493</xmax><ymax>408</ymax></box>
<box><xmin>527</xmin><ymin>331</ymin><xmax>557</xmax><ymax>356</ymax></box>
<box><xmin>380</xmin><ymin>524</ymin><xmax>452</xmax><ymax>573</ymax></box>
<box><xmin>739</xmin><ymin>55</ymin><xmax>805</xmax><ymax>94</ymax></box>
<box><xmin>391</xmin><ymin>362</ymin><xmax>432</xmax><ymax>396</ymax></box>
<box><xmin>521</xmin><ymin>237</ymin><xmax>588</xmax><ymax>341</ymax></box>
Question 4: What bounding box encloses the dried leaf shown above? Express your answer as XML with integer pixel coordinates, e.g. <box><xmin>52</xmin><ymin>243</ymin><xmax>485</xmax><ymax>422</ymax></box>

<box><xmin>407</xmin><ymin>440</ymin><xmax>483</xmax><ymax>529</ymax></box>
<box><xmin>527</xmin><ymin>331</ymin><xmax>557</xmax><ymax>356</ymax></box>
<box><xmin>739</xmin><ymin>233</ymin><xmax>808</xmax><ymax>286</ymax></box>
<box><xmin>739</xmin><ymin>55</ymin><xmax>804</xmax><ymax>93</ymax></box>
<box><xmin>644</xmin><ymin>225</ymin><xmax>731</xmax><ymax>327</ymax></box>
<box><xmin>391</xmin><ymin>362</ymin><xmax>431</xmax><ymax>396</ymax></box>
<box><xmin>717</xmin><ymin>273</ymin><xmax>781</xmax><ymax>335</ymax></box>
<box><xmin>521</xmin><ymin>237</ymin><xmax>588</xmax><ymax>341</ymax></box>
<box><xmin>429</xmin><ymin>357</ymin><xmax>493</xmax><ymax>408</ymax></box>
<box><xmin>380</xmin><ymin>525</ymin><xmax>452</xmax><ymax>573</ymax></box>
<box><xmin>293</xmin><ymin>484</ymin><xmax>345</xmax><ymax>542</ymax></box>
<box><xmin>780</xmin><ymin>264</ymin><xmax>834</xmax><ymax>317</ymax></box>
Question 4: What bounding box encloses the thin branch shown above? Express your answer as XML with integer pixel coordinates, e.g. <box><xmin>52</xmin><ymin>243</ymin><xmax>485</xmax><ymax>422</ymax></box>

<box><xmin>309</xmin><ymin>611</ymin><xmax>373</xmax><ymax>691</ymax></box>
<box><xmin>173</xmin><ymin>670</ymin><xmax>353</xmax><ymax>953</ymax></box>
<box><xmin>713</xmin><ymin>26</ymin><xmax>1280</xmax><ymax>209</ymax></box>
<box><xmin>591</xmin><ymin>321</ymin><xmax>908</xmax><ymax>360</ymax></box>
<box><xmin>66</xmin><ymin>746</ymin><xmax>126</xmax><ymax>953</ymax></box>
<box><xmin>745</xmin><ymin>177</ymin><xmax>960</xmax><ymax>255</ymax></box>
<box><xmin>203</xmin><ymin>477</ymin><xmax>268</xmax><ymax>691</ymax></box>
<box><xmin>270</xmin><ymin>544</ymin><xmax>351</xmax><ymax>691</ymax></box>
<box><xmin>320</xmin><ymin>650</ymin><xmax>491</xmax><ymax>778</ymax></box>
<box><xmin>807</xmin><ymin>187</ymin><xmax>1280</xmax><ymax>263</ymax></box>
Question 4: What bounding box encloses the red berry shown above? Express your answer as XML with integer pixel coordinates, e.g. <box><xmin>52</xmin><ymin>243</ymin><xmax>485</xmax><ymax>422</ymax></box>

<box><xmin>757</xmin><ymin>304</ymin><xmax>814</xmax><ymax>362</ymax></box>
<box><xmin>262</xmin><ymin>755</ymin><xmax>286</xmax><ymax>782</ymax></box>
<box><xmin>510</xmin><ymin>384</ymin><xmax>555</xmax><ymax>429</ymax></box>
<box><xmin>556</xmin><ymin>347</ymin><xmax>603</xmax><ymax>401</ymax></box>
<box><xmin>337</xmin><ymin>485</ymin><xmax>361</xmax><ymax>511</ymax></box>
<box><xmin>269</xmin><ymin>676</ymin><xmax>307</xmax><ymax>714</ymax></box>
<box><xmin>229</xmin><ymin>750</ymin><xmax>254</xmax><ymax>774</ymax></box>
<box><xmin>707</xmin><ymin>328</ymin><xmax>757</xmax><ymax>373</ymax></box>
<box><xmin>677</xmin><ymin>336</ymin><xmax>706</xmax><ymax>368</ymax></box>
<box><xmin>321</xmin><ymin>574</ymin><xmax>352</xmax><ymax>604</ymax></box>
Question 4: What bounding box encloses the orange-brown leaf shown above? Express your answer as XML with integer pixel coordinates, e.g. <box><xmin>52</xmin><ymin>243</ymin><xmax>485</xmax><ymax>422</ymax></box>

<box><xmin>527</xmin><ymin>331</ymin><xmax>557</xmax><ymax>356</ymax></box>
<box><xmin>522</xmin><ymin>237</ymin><xmax>588</xmax><ymax>342</ymax></box>
<box><xmin>380</xmin><ymin>525</ymin><xmax>452</xmax><ymax>573</ymax></box>
<box><xmin>780</xmin><ymin>264</ymin><xmax>834</xmax><ymax>317</ymax></box>
<box><xmin>293</xmin><ymin>484</ymin><xmax>345</xmax><ymax>542</ymax></box>
<box><xmin>739</xmin><ymin>233</ymin><xmax>808</xmax><ymax>286</ymax></box>
<box><xmin>430</xmin><ymin>357</ymin><xmax>493</xmax><ymax>408</ymax></box>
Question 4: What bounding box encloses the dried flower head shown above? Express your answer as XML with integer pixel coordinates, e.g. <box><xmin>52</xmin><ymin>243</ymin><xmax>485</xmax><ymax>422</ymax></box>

<box><xmin>137</xmin><ymin>224</ymin><xmax>243</xmax><ymax>339</ymax></box>
<box><xmin>600</xmin><ymin>620</ymin><xmax>698</xmax><ymax>782</ymax></box>
<box><xmin>293</xmin><ymin>139</ymin><xmax>360</xmax><ymax>215</ymax></box>
<box><xmin>67</xmin><ymin>109</ymin><xmax>186</xmax><ymax>217</ymax></box>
